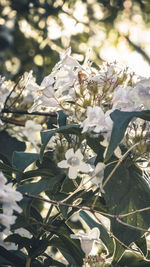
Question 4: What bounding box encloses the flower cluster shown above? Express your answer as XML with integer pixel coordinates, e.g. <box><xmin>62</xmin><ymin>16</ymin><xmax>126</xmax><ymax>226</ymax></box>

<box><xmin>0</xmin><ymin>172</ymin><xmax>22</xmax><ymax>232</ymax></box>
<box><xmin>0</xmin><ymin>48</ymin><xmax>150</xmax><ymax>195</ymax></box>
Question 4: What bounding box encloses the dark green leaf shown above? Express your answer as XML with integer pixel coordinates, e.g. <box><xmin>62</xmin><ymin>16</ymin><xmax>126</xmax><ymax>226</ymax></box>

<box><xmin>135</xmin><ymin>235</ymin><xmax>147</xmax><ymax>257</ymax></box>
<box><xmin>0</xmin><ymin>246</ymin><xmax>26</xmax><ymax>267</ymax></box>
<box><xmin>44</xmin><ymin>254</ymin><xmax>66</xmax><ymax>267</ymax></box>
<box><xmin>37</xmin><ymin>151</ymin><xmax>60</xmax><ymax>175</ymax></box>
<box><xmin>86</xmin><ymin>133</ymin><xmax>105</xmax><ymax>164</ymax></box>
<box><xmin>0</xmin><ymin>130</ymin><xmax>25</xmax><ymax>163</ymax></box>
<box><xmin>12</xmin><ymin>152</ymin><xmax>39</xmax><ymax>171</ymax></box>
<box><xmin>104</xmin><ymin>162</ymin><xmax>150</xmax><ymax>256</ymax></box>
<box><xmin>0</xmin><ymin>255</ymin><xmax>13</xmax><ymax>265</ymax></box>
<box><xmin>113</xmin><ymin>240</ymin><xmax>126</xmax><ymax>263</ymax></box>
<box><xmin>105</xmin><ymin>109</ymin><xmax>150</xmax><ymax>162</ymax></box>
<box><xmin>57</xmin><ymin>110</ymin><xmax>68</xmax><ymax>127</ymax></box>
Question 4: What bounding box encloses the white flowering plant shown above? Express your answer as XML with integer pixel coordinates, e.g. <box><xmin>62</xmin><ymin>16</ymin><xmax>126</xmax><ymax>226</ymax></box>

<box><xmin>0</xmin><ymin>48</ymin><xmax>150</xmax><ymax>266</ymax></box>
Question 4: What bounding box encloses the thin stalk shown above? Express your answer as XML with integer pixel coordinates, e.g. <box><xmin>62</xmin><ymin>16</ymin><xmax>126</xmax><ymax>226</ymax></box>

<box><xmin>26</xmin><ymin>256</ymin><xmax>31</xmax><ymax>267</ymax></box>
<box><xmin>1</xmin><ymin>108</ymin><xmax>57</xmax><ymax>117</ymax></box>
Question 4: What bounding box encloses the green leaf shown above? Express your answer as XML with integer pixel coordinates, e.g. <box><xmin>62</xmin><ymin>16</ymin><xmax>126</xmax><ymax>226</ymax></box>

<box><xmin>37</xmin><ymin>151</ymin><xmax>60</xmax><ymax>175</ymax></box>
<box><xmin>104</xmin><ymin>162</ymin><xmax>150</xmax><ymax>256</ymax></box>
<box><xmin>18</xmin><ymin>175</ymin><xmax>65</xmax><ymax>195</ymax></box>
<box><xmin>135</xmin><ymin>235</ymin><xmax>147</xmax><ymax>257</ymax></box>
<box><xmin>0</xmin><ymin>255</ymin><xmax>13</xmax><ymax>265</ymax></box>
<box><xmin>105</xmin><ymin>109</ymin><xmax>150</xmax><ymax>162</ymax></box>
<box><xmin>79</xmin><ymin>210</ymin><xmax>114</xmax><ymax>256</ymax></box>
<box><xmin>44</xmin><ymin>259</ymin><xmax>65</xmax><ymax>267</ymax></box>
<box><xmin>21</xmin><ymin>168</ymin><xmax>54</xmax><ymax>181</ymax></box>
<box><xmin>0</xmin><ymin>130</ymin><xmax>25</xmax><ymax>163</ymax></box>
<box><xmin>44</xmin><ymin>254</ymin><xmax>66</xmax><ymax>267</ymax></box>
<box><xmin>0</xmin><ymin>160</ymin><xmax>13</xmax><ymax>173</ymax></box>
<box><xmin>29</xmin><ymin>238</ymin><xmax>50</xmax><ymax>258</ymax></box>
<box><xmin>57</xmin><ymin>110</ymin><xmax>68</xmax><ymax>127</ymax></box>
<box><xmin>40</xmin><ymin>124</ymin><xmax>81</xmax><ymax>159</ymax></box>
<box><xmin>113</xmin><ymin>240</ymin><xmax>126</xmax><ymax>263</ymax></box>
<box><xmin>86</xmin><ymin>133</ymin><xmax>105</xmax><ymax>164</ymax></box>
<box><xmin>12</xmin><ymin>152</ymin><xmax>39</xmax><ymax>171</ymax></box>
<box><xmin>0</xmin><ymin>245</ymin><xmax>26</xmax><ymax>266</ymax></box>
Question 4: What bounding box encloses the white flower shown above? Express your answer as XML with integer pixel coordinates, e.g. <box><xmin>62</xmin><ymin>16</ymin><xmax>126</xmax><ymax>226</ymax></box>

<box><xmin>0</xmin><ymin>172</ymin><xmax>23</xmax><ymax>231</ymax></box>
<box><xmin>134</xmin><ymin>78</ymin><xmax>150</xmax><ymax>110</ymax></box>
<box><xmin>0</xmin><ymin>76</ymin><xmax>16</xmax><ymax>124</ymax></box>
<box><xmin>22</xmin><ymin>120</ymin><xmax>42</xmax><ymax>144</ymax></box>
<box><xmin>57</xmin><ymin>148</ymin><xmax>90</xmax><ymax>179</ymax></box>
<box><xmin>70</xmin><ymin>228</ymin><xmax>100</xmax><ymax>257</ymax></box>
<box><xmin>92</xmin><ymin>162</ymin><xmax>105</xmax><ymax>190</ymax></box>
<box><xmin>0</xmin><ymin>214</ymin><xmax>16</xmax><ymax>230</ymax></box>
<box><xmin>112</xmin><ymin>86</ymin><xmax>139</xmax><ymax>111</ymax></box>
<box><xmin>81</xmin><ymin>106</ymin><xmax>113</xmax><ymax>134</ymax></box>
<box><xmin>28</xmin><ymin>76</ymin><xmax>60</xmax><ymax>112</ymax></box>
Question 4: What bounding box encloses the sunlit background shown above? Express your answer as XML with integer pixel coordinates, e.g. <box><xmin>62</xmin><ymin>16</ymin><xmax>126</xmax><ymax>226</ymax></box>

<box><xmin>0</xmin><ymin>0</ymin><xmax>150</xmax><ymax>81</ymax></box>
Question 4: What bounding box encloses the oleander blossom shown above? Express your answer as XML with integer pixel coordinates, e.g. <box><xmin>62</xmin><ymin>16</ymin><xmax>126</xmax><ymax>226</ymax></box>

<box><xmin>0</xmin><ymin>172</ymin><xmax>23</xmax><ymax>231</ymax></box>
<box><xmin>70</xmin><ymin>227</ymin><xmax>100</xmax><ymax>257</ymax></box>
<box><xmin>57</xmin><ymin>148</ymin><xmax>90</xmax><ymax>179</ymax></box>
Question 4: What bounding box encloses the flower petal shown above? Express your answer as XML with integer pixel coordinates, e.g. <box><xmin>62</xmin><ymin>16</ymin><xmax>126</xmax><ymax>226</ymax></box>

<box><xmin>88</xmin><ymin>227</ymin><xmax>100</xmax><ymax>240</ymax></box>
<box><xmin>80</xmin><ymin>240</ymin><xmax>93</xmax><ymax>257</ymax></box>
<box><xmin>68</xmin><ymin>167</ymin><xmax>78</xmax><ymax>179</ymax></box>
<box><xmin>75</xmin><ymin>149</ymin><xmax>83</xmax><ymax>161</ymax></box>
<box><xmin>79</xmin><ymin>162</ymin><xmax>90</xmax><ymax>173</ymax></box>
<box><xmin>65</xmin><ymin>148</ymin><xmax>74</xmax><ymax>160</ymax></box>
<box><xmin>57</xmin><ymin>160</ymin><xmax>68</xmax><ymax>168</ymax></box>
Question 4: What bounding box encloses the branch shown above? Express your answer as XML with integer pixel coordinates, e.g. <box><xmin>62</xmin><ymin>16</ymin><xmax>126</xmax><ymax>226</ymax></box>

<box><xmin>119</xmin><ymin>206</ymin><xmax>150</xmax><ymax>218</ymax></box>
<box><xmin>1</xmin><ymin>108</ymin><xmax>57</xmax><ymax>117</ymax></box>
<box><xmin>0</xmin><ymin>117</ymin><xmax>25</xmax><ymax>126</ymax></box>
<box><xmin>23</xmin><ymin>192</ymin><xmax>150</xmax><ymax>231</ymax></box>
<box><xmin>23</xmin><ymin>193</ymin><xmax>115</xmax><ymax>218</ymax></box>
<box><xmin>116</xmin><ymin>217</ymin><xmax>150</xmax><ymax>233</ymax></box>
<box><xmin>125</xmin><ymin>36</ymin><xmax>150</xmax><ymax>64</ymax></box>
<box><xmin>101</xmin><ymin>142</ymin><xmax>140</xmax><ymax>191</ymax></box>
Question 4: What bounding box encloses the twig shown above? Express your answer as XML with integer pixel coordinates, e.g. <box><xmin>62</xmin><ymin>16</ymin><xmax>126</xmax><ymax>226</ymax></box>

<box><xmin>23</xmin><ymin>193</ymin><xmax>150</xmax><ymax>235</ymax></box>
<box><xmin>116</xmin><ymin>217</ymin><xmax>150</xmax><ymax>233</ymax></box>
<box><xmin>26</xmin><ymin>256</ymin><xmax>31</xmax><ymax>267</ymax></box>
<box><xmin>23</xmin><ymin>193</ymin><xmax>115</xmax><ymax>218</ymax></box>
<box><xmin>4</xmin><ymin>82</ymin><xmax>18</xmax><ymax>108</ymax></box>
<box><xmin>7</xmin><ymin>85</ymin><xmax>25</xmax><ymax>110</ymax></box>
<box><xmin>101</xmin><ymin>142</ymin><xmax>140</xmax><ymax>191</ymax></box>
<box><xmin>119</xmin><ymin>206</ymin><xmax>150</xmax><ymax>218</ymax></box>
<box><xmin>0</xmin><ymin>117</ymin><xmax>25</xmax><ymax>126</ymax></box>
<box><xmin>1</xmin><ymin>108</ymin><xmax>57</xmax><ymax>117</ymax></box>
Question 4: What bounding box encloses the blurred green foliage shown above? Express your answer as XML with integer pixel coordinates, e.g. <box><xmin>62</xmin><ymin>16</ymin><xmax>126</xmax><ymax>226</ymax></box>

<box><xmin>0</xmin><ymin>0</ymin><xmax>150</xmax><ymax>82</ymax></box>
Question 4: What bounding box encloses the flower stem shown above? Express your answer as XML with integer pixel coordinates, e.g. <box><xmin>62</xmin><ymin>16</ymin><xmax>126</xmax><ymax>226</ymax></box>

<box><xmin>26</xmin><ymin>256</ymin><xmax>31</xmax><ymax>267</ymax></box>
